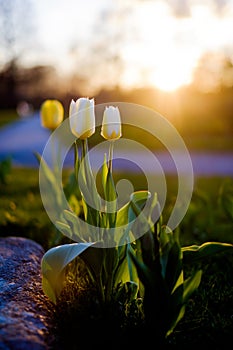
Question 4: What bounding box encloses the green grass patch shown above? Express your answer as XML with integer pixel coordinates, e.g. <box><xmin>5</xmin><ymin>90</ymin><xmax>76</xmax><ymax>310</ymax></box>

<box><xmin>1</xmin><ymin>167</ymin><xmax>232</xmax><ymax>346</ymax></box>
<box><xmin>1</xmin><ymin>166</ymin><xmax>232</xmax><ymax>248</ymax></box>
<box><xmin>0</xmin><ymin>109</ymin><xmax>19</xmax><ymax>128</ymax></box>
<box><xmin>180</xmin><ymin>176</ymin><xmax>233</xmax><ymax>245</ymax></box>
<box><xmin>89</xmin><ymin>125</ymin><xmax>233</xmax><ymax>152</ymax></box>
<box><xmin>183</xmin><ymin>135</ymin><xmax>233</xmax><ymax>152</ymax></box>
<box><xmin>0</xmin><ymin>167</ymin><xmax>55</xmax><ymax>250</ymax></box>
<box><xmin>168</xmin><ymin>251</ymin><xmax>233</xmax><ymax>347</ymax></box>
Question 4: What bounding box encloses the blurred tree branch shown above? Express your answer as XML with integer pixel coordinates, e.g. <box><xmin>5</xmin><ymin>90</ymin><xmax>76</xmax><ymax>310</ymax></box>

<box><xmin>0</xmin><ymin>0</ymin><xmax>35</xmax><ymax>108</ymax></box>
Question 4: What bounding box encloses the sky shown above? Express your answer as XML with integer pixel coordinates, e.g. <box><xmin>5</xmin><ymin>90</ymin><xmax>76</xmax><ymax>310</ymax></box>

<box><xmin>1</xmin><ymin>0</ymin><xmax>233</xmax><ymax>92</ymax></box>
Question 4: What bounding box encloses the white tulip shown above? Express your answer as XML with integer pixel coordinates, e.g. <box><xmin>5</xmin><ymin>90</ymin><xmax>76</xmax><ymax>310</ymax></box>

<box><xmin>69</xmin><ymin>97</ymin><xmax>95</xmax><ymax>139</ymax></box>
<box><xmin>101</xmin><ymin>106</ymin><xmax>122</xmax><ymax>140</ymax></box>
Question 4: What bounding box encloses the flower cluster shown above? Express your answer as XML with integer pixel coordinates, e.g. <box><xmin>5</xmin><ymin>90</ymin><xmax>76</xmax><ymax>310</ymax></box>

<box><xmin>40</xmin><ymin>97</ymin><xmax>122</xmax><ymax>141</ymax></box>
<box><xmin>39</xmin><ymin>96</ymin><xmax>145</xmax><ymax>305</ymax></box>
<box><xmin>38</xmin><ymin>96</ymin><xmax>233</xmax><ymax>342</ymax></box>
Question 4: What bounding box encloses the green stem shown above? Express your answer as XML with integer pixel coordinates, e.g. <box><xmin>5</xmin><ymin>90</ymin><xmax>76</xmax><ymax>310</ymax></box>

<box><xmin>81</xmin><ymin>138</ymin><xmax>92</xmax><ymax>182</ymax></box>
<box><xmin>81</xmin><ymin>139</ymin><xmax>101</xmax><ymax>229</ymax></box>
<box><xmin>81</xmin><ymin>139</ymin><xmax>87</xmax><ymax>162</ymax></box>
<box><xmin>108</xmin><ymin>140</ymin><xmax>114</xmax><ymax>173</ymax></box>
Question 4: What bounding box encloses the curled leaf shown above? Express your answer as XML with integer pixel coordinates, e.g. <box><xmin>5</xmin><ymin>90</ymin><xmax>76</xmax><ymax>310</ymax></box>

<box><xmin>41</xmin><ymin>242</ymin><xmax>93</xmax><ymax>303</ymax></box>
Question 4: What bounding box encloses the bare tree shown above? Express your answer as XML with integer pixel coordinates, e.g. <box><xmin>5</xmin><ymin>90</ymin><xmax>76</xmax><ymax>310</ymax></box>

<box><xmin>67</xmin><ymin>2</ymin><xmax>138</xmax><ymax>94</ymax></box>
<box><xmin>0</xmin><ymin>0</ymin><xmax>34</xmax><ymax>64</ymax></box>
<box><xmin>0</xmin><ymin>0</ymin><xmax>35</xmax><ymax>108</ymax></box>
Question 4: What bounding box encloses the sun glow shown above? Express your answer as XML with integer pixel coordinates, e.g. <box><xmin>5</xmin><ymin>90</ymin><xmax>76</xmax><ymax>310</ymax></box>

<box><xmin>150</xmin><ymin>70</ymin><xmax>190</xmax><ymax>92</ymax></box>
<box><xmin>31</xmin><ymin>0</ymin><xmax>233</xmax><ymax>93</ymax></box>
<box><xmin>121</xmin><ymin>1</ymin><xmax>208</xmax><ymax>92</ymax></box>
<box><xmin>147</xmin><ymin>52</ymin><xmax>196</xmax><ymax>92</ymax></box>
<box><xmin>121</xmin><ymin>48</ymin><xmax>195</xmax><ymax>92</ymax></box>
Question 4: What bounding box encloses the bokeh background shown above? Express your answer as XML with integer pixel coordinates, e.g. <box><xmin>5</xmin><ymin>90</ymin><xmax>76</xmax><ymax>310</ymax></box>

<box><xmin>0</xmin><ymin>0</ymin><xmax>232</xmax><ymax>153</ymax></box>
<box><xmin>0</xmin><ymin>2</ymin><xmax>233</xmax><ymax>346</ymax></box>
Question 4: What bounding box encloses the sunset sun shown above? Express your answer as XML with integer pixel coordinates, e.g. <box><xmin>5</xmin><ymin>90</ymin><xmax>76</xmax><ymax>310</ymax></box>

<box><xmin>118</xmin><ymin>0</ymin><xmax>233</xmax><ymax>93</ymax></box>
<box><xmin>120</xmin><ymin>1</ymin><xmax>201</xmax><ymax>92</ymax></box>
<box><xmin>30</xmin><ymin>0</ymin><xmax>233</xmax><ymax>93</ymax></box>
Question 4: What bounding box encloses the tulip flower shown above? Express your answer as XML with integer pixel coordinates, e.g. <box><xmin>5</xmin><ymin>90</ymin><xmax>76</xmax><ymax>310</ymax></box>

<box><xmin>101</xmin><ymin>106</ymin><xmax>122</xmax><ymax>141</ymax></box>
<box><xmin>69</xmin><ymin>98</ymin><xmax>95</xmax><ymax>139</ymax></box>
<box><xmin>40</xmin><ymin>99</ymin><xmax>64</xmax><ymax>130</ymax></box>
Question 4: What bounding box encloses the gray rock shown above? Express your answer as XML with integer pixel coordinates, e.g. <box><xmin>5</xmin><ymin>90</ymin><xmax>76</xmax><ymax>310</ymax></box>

<box><xmin>0</xmin><ymin>237</ymin><xmax>55</xmax><ymax>349</ymax></box>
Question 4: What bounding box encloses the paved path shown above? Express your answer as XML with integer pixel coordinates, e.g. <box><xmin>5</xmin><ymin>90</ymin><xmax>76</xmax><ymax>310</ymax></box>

<box><xmin>0</xmin><ymin>114</ymin><xmax>233</xmax><ymax>176</ymax></box>
<box><xmin>0</xmin><ymin>113</ymin><xmax>50</xmax><ymax>167</ymax></box>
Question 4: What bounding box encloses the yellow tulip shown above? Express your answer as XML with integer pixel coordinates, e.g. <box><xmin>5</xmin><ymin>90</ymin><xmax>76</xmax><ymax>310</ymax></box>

<box><xmin>69</xmin><ymin>97</ymin><xmax>95</xmax><ymax>139</ymax></box>
<box><xmin>40</xmin><ymin>99</ymin><xmax>64</xmax><ymax>130</ymax></box>
<box><xmin>101</xmin><ymin>106</ymin><xmax>122</xmax><ymax>140</ymax></box>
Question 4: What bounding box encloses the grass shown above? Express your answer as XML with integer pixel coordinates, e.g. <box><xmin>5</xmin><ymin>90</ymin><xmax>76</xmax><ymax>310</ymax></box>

<box><xmin>167</xmin><ymin>251</ymin><xmax>233</xmax><ymax>348</ymax></box>
<box><xmin>89</xmin><ymin>124</ymin><xmax>233</xmax><ymax>152</ymax></box>
<box><xmin>1</xmin><ymin>168</ymin><xmax>232</xmax><ymax>239</ymax></box>
<box><xmin>50</xmin><ymin>252</ymin><xmax>233</xmax><ymax>348</ymax></box>
<box><xmin>0</xmin><ymin>109</ymin><xmax>19</xmax><ymax>128</ymax></box>
<box><xmin>0</xmin><ymin>166</ymin><xmax>232</xmax><ymax>348</ymax></box>
<box><xmin>1</xmin><ymin>166</ymin><xmax>232</xmax><ymax>247</ymax></box>
<box><xmin>0</xmin><ymin>167</ymin><xmax>55</xmax><ymax>250</ymax></box>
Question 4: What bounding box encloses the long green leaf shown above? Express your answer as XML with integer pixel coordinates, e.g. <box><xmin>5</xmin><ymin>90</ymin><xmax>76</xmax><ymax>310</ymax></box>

<box><xmin>166</xmin><ymin>270</ymin><xmax>202</xmax><ymax>336</ymax></box>
<box><xmin>41</xmin><ymin>242</ymin><xmax>93</xmax><ymax>303</ymax></box>
<box><xmin>116</xmin><ymin>201</ymin><xmax>130</xmax><ymax>226</ymax></box>
<box><xmin>105</xmin><ymin>169</ymin><xmax>117</xmax><ymax>228</ymax></box>
<box><xmin>182</xmin><ymin>269</ymin><xmax>202</xmax><ymax>302</ymax></box>
<box><xmin>164</xmin><ymin>242</ymin><xmax>182</xmax><ymax>293</ymax></box>
<box><xmin>182</xmin><ymin>242</ymin><xmax>233</xmax><ymax>264</ymax></box>
<box><xmin>101</xmin><ymin>153</ymin><xmax>108</xmax><ymax>198</ymax></box>
<box><xmin>55</xmin><ymin>220</ymin><xmax>72</xmax><ymax>238</ymax></box>
<box><xmin>114</xmin><ymin>190</ymin><xmax>152</xmax><ymax>246</ymax></box>
<box><xmin>128</xmin><ymin>247</ymin><xmax>153</xmax><ymax>288</ymax></box>
<box><xmin>114</xmin><ymin>254</ymin><xmax>130</xmax><ymax>287</ymax></box>
<box><xmin>126</xmin><ymin>243</ymin><xmax>140</xmax><ymax>285</ymax></box>
<box><xmin>115</xmin><ymin>190</ymin><xmax>151</xmax><ymax>233</ymax></box>
<box><xmin>127</xmin><ymin>191</ymin><xmax>152</xmax><ymax>239</ymax></box>
<box><xmin>166</xmin><ymin>283</ymin><xmax>184</xmax><ymax>336</ymax></box>
<box><xmin>63</xmin><ymin>209</ymin><xmax>83</xmax><ymax>241</ymax></box>
<box><xmin>35</xmin><ymin>152</ymin><xmax>66</xmax><ymax>217</ymax></box>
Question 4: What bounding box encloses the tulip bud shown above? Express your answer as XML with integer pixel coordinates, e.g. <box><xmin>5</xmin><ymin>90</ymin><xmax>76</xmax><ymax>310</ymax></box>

<box><xmin>69</xmin><ymin>98</ymin><xmax>95</xmax><ymax>139</ymax></box>
<box><xmin>40</xmin><ymin>99</ymin><xmax>64</xmax><ymax>130</ymax></box>
<box><xmin>101</xmin><ymin>106</ymin><xmax>122</xmax><ymax>140</ymax></box>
